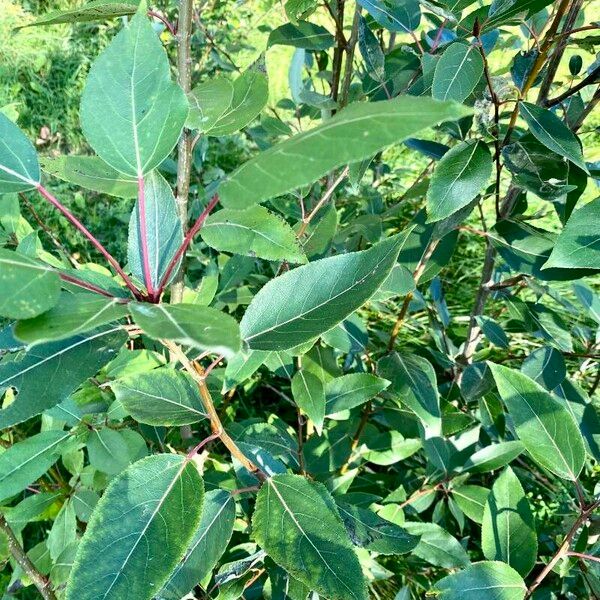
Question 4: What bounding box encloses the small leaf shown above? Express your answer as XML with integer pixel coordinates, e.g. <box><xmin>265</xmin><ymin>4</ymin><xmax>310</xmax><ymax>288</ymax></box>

<box><xmin>476</xmin><ymin>315</ymin><xmax>509</xmax><ymax>348</ymax></box>
<box><xmin>451</xmin><ymin>485</ymin><xmax>489</xmax><ymax>523</ymax></box>
<box><xmin>291</xmin><ymin>370</ymin><xmax>326</xmax><ymax>434</ymax></box>
<box><xmin>544</xmin><ymin>197</ymin><xmax>600</xmax><ymax>270</ymax></box>
<box><xmin>268</xmin><ymin>21</ymin><xmax>334</xmax><ymax>50</ymax></box>
<box><xmin>240</xmin><ymin>233</ymin><xmax>409</xmax><ymax>350</ymax></box>
<box><xmin>520</xmin><ymin>102</ymin><xmax>588</xmax><ymax>173</ymax></box>
<box><xmin>403</xmin><ymin>522</ymin><xmax>470</xmax><ymax>568</ymax></box>
<box><xmin>325</xmin><ymin>373</ymin><xmax>389</xmax><ymax>415</ymax></box>
<box><xmin>129</xmin><ymin>303</ymin><xmax>241</xmax><ymax>357</ymax></box>
<box><xmin>0</xmin><ymin>431</ymin><xmax>72</xmax><ymax>503</ymax></box>
<box><xmin>0</xmin><ymin>113</ymin><xmax>40</xmax><ymax>192</ymax></box>
<box><xmin>219</xmin><ymin>96</ymin><xmax>471</xmax><ymax>209</ymax></box>
<box><xmin>112</xmin><ymin>367</ymin><xmax>206</xmax><ymax>425</ymax></box>
<box><xmin>80</xmin><ymin>8</ymin><xmax>188</xmax><ymax>176</ymax></box>
<box><xmin>87</xmin><ymin>428</ymin><xmax>130</xmax><ymax>475</ymax></box>
<box><xmin>481</xmin><ymin>467</ymin><xmax>537</xmax><ymax>576</ymax></box>
<box><xmin>462</xmin><ymin>441</ymin><xmax>524</xmax><ymax>473</ymax></box>
<box><xmin>65</xmin><ymin>454</ymin><xmax>204</xmax><ymax>600</ymax></box>
<box><xmin>0</xmin><ymin>249</ymin><xmax>60</xmax><ymax>319</ymax></box>
<box><xmin>159</xmin><ymin>490</ymin><xmax>236</xmax><ymax>599</ymax></box>
<box><xmin>357</xmin><ymin>0</ymin><xmax>421</xmax><ymax>33</ymax></box>
<box><xmin>488</xmin><ymin>363</ymin><xmax>586</xmax><ymax>480</ymax></box>
<box><xmin>427</xmin><ymin>140</ymin><xmax>492</xmax><ymax>223</ymax></box>
<box><xmin>432</xmin><ymin>561</ymin><xmax>527</xmax><ymax>600</ymax></box>
<box><xmin>186</xmin><ymin>78</ymin><xmax>234</xmax><ymax>132</ymax></box>
<box><xmin>358</xmin><ymin>16</ymin><xmax>385</xmax><ymax>82</ymax></box>
<box><xmin>432</xmin><ymin>43</ymin><xmax>484</xmax><ymax>103</ymax></box>
<box><xmin>201</xmin><ymin>205</ymin><xmax>306</xmax><ymax>264</ymax></box>
<box><xmin>521</xmin><ymin>346</ymin><xmax>565</xmax><ymax>390</ymax></box>
<box><xmin>14</xmin><ymin>292</ymin><xmax>128</xmax><ymax>345</ymax></box>
<box><xmin>252</xmin><ymin>474</ymin><xmax>368</xmax><ymax>600</ymax></box>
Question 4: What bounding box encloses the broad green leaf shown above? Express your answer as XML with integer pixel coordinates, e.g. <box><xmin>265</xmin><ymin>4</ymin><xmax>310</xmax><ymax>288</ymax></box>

<box><xmin>520</xmin><ymin>102</ymin><xmax>588</xmax><ymax>173</ymax></box>
<box><xmin>451</xmin><ymin>485</ymin><xmax>489</xmax><ymax>523</ymax></box>
<box><xmin>268</xmin><ymin>21</ymin><xmax>334</xmax><ymax>50</ymax></box>
<box><xmin>291</xmin><ymin>370</ymin><xmax>326</xmax><ymax>434</ymax></box>
<box><xmin>0</xmin><ymin>327</ymin><xmax>126</xmax><ymax>429</ymax></box>
<box><xmin>427</xmin><ymin>140</ymin><xmax>492</xmax><ymax>222</ymax></box>
<box><xmin>87</xmin><ymin>428</ymin><xmax>131</xmax><ymax>475</ymax></box>
<box><xmin>489</xmin><ymin>363</ymin><xmax>586</xmax><ymax>480</ymax></box>
<box><xmin>186</xmin><ymin>78</ymin><xmax>234</xmax><ymax>132</ymax></box>
<box><xmin>432</xmin><ymin>43</ymin><xmax>483</xmax><ymax>103</ymax></box>
<box><xmin>482</xmin><ymin>467</ymin><xmax>536</xmax><ymax>576</ymax></box>
<box><xmin>365</xmin><ymin>430</ymin><xmax>421</xmax><ymax>466</ymax></box>
<box><xmin>476</xmin><ymin>315</ymin><xmax>509</xmax><ymax>348</ymax></box>
<box><xmin>521</xmin><ymin>346</ymin><xmax>565</xmax><ymax>390</ymax></box>
<box><xmin>252</xmin><ymin>474</ymin><xmax>368</xmax><ymax>600</ymax></box>
<box><xmin>206</xmin><ymin>62</ymin><xmax>269</xmax><ymax>137</ymax></box>
<box><xmin>40</xmin><ymin>155</ymin><xmax>137</xmax><ymax>198</ymax></box>
<box><xmin>15</xmin><ymin>0</ymin><xmax>137</xmax><ymax>29</ymax></box>
<box><xmin>0</xmin><ymin>431</ymin><xmax>72</xmax><ymax>503</ymax></box>
<box><xmin>336</xmin><ymin>502</ymin><xmax>419</xmax><ymax>555</ymax></box>
<box><xmin>357</xmin><ymin>0</ymin><xmax>421</xmax><ymax>33</ymax></box>
<box><xmin>0</xmin><ymin>249</ymin><xmax>60</xmax><ymax>319</ymax></box>
<box><xmin>112</xmin><ymin>367</ymin><xmax>206</xmax><ymax>425</ymax></box>
<box><xmin>159</xmin><ymin>490</ymin><xmax>236</xmax><ymax>599</ymax></box>
<box><xmin>14</xmin><ymin>293</ymin><xmax>128</xmax><ymax>345</ymax></box>
<box><xmin>403</xmin><ymin>522</ymin><xmax>470</xmax><ymax>568</ymax></box>
<box><xmin>129</xmin><ymin>303</ymin><xmax>241</xmax><ymax>358</ymax></box>
<box><xmin>66</xmin><ymin>454</ymin><xmax>204</xmax><ymax>600</ymax></box>
<box><xmin>222</xmin><ymin>349</ymin><xmax>269</xmax><ymax>392</ymax></box>
<box><xmin>0</xmin><ymin>113</ymin><xmax>40</xmax><ymax>192</ymax></box>
<box><xmin>325</xmin><ymin>373</ymin><xmax>389</xmax><ymax>415</ymax></box>
<box><xmin>240</xmin><ymin>233</ymin><xmax>408</xmax><ymax>350</ymax></box>
<box><xmin>219</xmin><ymin>97</ymin><xmax>471</xmax><ymax>209</ymax></box>
<box><xmin>358</xmin><ymin>16</ymin><xmax>385</xmax><ymax>82</ymax></box>
<box><xmin>462</xmin><ymin>441</ymin><xmax>524</xmax><ymax>474</ymax></box>
<box><xmin>201</xmin><ymin>206</ymin><xmax>306</xmax><ymax>264</ymax></box>
<box><xmin>433</xmin><ymin>561</ymin><xmax>526</xmax><ymax>600</ymax></box>
<box><xmin>128</xmin><ymin>171</ymin><xmax>184</xmax><ymax>290</ymax></box>
<box><xmin>80</xmin><ymin>8</ymin><xmax>188</xmax><ymax>176</ymax></box>
<box><xmin>377</xmin><ymin>353</ymin><xmax>441</xmax><ymax>435</ymax></box>
<box><xmin>545</xmin><ymin>197</ymin><xmax>600</xmax><ymax>270</ymax></box>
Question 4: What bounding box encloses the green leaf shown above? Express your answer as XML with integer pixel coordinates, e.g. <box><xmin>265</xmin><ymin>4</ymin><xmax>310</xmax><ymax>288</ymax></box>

<box><xmin>159</xmin><ymin>489</ymin><xmax>236</xmax><ymax>599</ymax></box>
<box><xmin>15</xmin><ymin>0</ymin><xmax>137</xmax><ymax>29</ymax></box>
<box><xmin>325</xmin><ymin>373</ymin><xmax>389</xmax><ymax>415</ymax></box>
<box><xmin>432</xmin><ymin>43</ymin><xmax>483</xmax><ymax>103</ymax></box>
<box><xmin>0</xmin><ymin>249</ymin><xmax>60</xmax><ymax>319</ymax></box>
<box><xmin>87</xmin><ymin>428</ymin><xmax>131</xmax><ymax>475</ymax></box>
<box><xmin>0</xmin><ymin>430</ymin><xmax>71</xmax><ymax>503</ymax></box>
<box><xmin>186</xmin><ymin>78</ymin><xmax>233</xmax><ymax>133</ymax></box>
<box><xmin>80</xmin><ymin>8</ymin><xmax>188</xmax><ymax>176</ymax></box>
<box><xmin>432</xmin><ymin>561</ymin><xmax>527</xmax><ymax>600</ymax></box>
<box><xmin>14</xmin><ymin>292</ymin><xmax>128</xmax><ymax>345</ymax></box>
<box><xmin>0</xmin><ymin>327</ymin><xmax>126</xmax><ymax>429</ymax></box>
<box><xmin>66</xmin><ymin>454</ymin><xmax>204</xmax><ymax>600</ymax></box>
<box><xmin>40</xmin><ymin>155</ymin><xmax>137</xmax><ymax>198</ymax></box>
<box><xmin>128</xmin><ymin>171</ymin><xmax>184</xmax><ymax>290</ymax></box>
<box><xmin>252</xmin><ymin>474</ymin><xmax>368</xmax><ymax>600</ymax></box>
<box><xmin>357</xmin><ymin>0</ymin><xmax>421</xmax><ymax>33</ymax></box>
<box><xmin>336</xmin><ymin>502</ymin><xmax>419</xmax><ymax>555</ymax></box>
<box><xmin>544</xmin><ymin>197</ymin><xmax>600</xmax><ymax>270</ymax></box>
<box><xmin>268</xmin><ymin>21</ymin><xmax>334</xmax><ymax>50</ymax></box>
<box><xmin>129</xmin><ymin>303</ymin><xmax>241</xmax><ymax>357</ymax></box>
<box><xmin>377</xmin><ymin>353</ymin><xmax>441</xmax><ymax>435</ymax></box>
<box><xmin>358</xmin><ymin>16</ymin><xmax>385</xmax><ymax>82</ymax></box>
<box><xmin>462</xmin><ymin>441</ymin><xmax>524</xmax><ymax>474</ymax></box>
<box><xmin>223</xmin><ymin>349</ymin><xmax>269</xmax><ymax>392</ymax></box>
<box><xmin>112</xmin><ymin>367</ymin><xmax>206</xmax><ymax>425</ymax></box>
<box><xmin>291</xmin><ymin>370</ymin><xmax>326</xmax><ymax>434</ymax></box>
<box><xmin>481</xmin><ymin>467</ymin><xmax>537</xmax><ymax>576</ymax></box>
<box><xmin>200</xmin><ymin>62</ymin><xmax>269</xmax><ymax>137</ymax></box>
<box><xmin>451</xmin><ymin>485</ymin><xmax>489</xmax><ymax>523</ymax></box>
<box><xmin>476</xmin><ymin>315</ymin><xmax>509</xmax><ymax>348</ymax></box>
<box><xmin>219</xmin><ymin>96</ymin><xmax>471</xmax><ymax>209</ymax></box>
<box><xmin>0</xmin><ymin>113</ymin><xmax>40</xmax><ymax>192</ymax></box>
<box><xmin>201</xmin><ymin>206</ymin><xmax>306</xmax><ymax>264</ymax></box>
<box><xmin>240</xmin><ymin>233</ymin><xmax>408</xmax><ymax>350</ymax></box>
<box><xmin>427</xmin><ymin>140</ymin><xmax>492</xmax><ymax>222</ymax></box>
<box><xmin>520</xmin><ymin>102</ymin><xmax>588</xmax><ymax>173</ymax></box>
<box><xmin>488</xmin><ymin>363</ymin><xmax>586</xmax><ymax>480</ymax></box>
<box><xmin>403</xmin><ymin>522</ymin><xmax>470</xmax><ymax>568</ymax></box>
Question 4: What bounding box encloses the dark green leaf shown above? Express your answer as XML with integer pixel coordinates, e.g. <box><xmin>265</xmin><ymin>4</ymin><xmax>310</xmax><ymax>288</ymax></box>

<box><xmin>403</xmin><ymin>522</ymin><xmax>470</xmax><ymax>568</ymax></box>
<box><xmin>358</xmin><ymin>16</ymin><xmax>385</xmax><ymax>82</ymax></box>
<box><xmin>432</xmin><ymin>43</ymin><xmax>484</xmax><ymax>103</ymax></box>
<box><xmin>291</xmin><ymin>370</ymin><xmax>326</xmax><ymax>434</ymax></box>
<box><xmin>476</xmin><ymin>315</ymin><xmax>509</xmax><ymax>348</ymax></box>
<box><xmin>325</xmin><ymin>373</ymin><xmax>389</xmax><ymax>415</ymax></box>
<box><xmin>462</xmin><ymin>441</ymin><xmax>524</xmax><ymax>474</ymax></box>
<box><xmin>0</xmin><ymin>113</ymin><xmax>40</xmax><ymax>192</ymax></box>
<box><xmin>186</xmin><ymin>78</ymin><xmax>234</xmax><ymax>132</ymax></box>
<box><xmin>268</xmin><ymin>21</ymin><xmax>334</xmax><ymax>50</ymax></box>
<box><xmin>357</xmin><ymin>0</ymin><xmax>421</xmax><ymax>33</ymax></box>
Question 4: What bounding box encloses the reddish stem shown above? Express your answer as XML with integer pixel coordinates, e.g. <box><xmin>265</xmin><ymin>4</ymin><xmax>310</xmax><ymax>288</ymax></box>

<box><xmin>186</xmin><ymin>430</ymin><xmax>220</xmax><ymax>459</ymax></box>
<box><xmin>147</xmin><ymin>10</ymin><xmax>177</xmax><ymax>36</ymax></box>
<box><xmin>36</xmin><ymin>184</ymin><xmax>142</xmax><ymax>300</ymax></box>
<box><xmin>431</xmin><ymin>18</ymin><xmax>448</xmax><ymax>52</ymax></box>
<box><xmin>59</xmin><ymin>273</ymin><xmax>119</xmax><ymax>300</ymax></box>
<box><xmin>136</xmin><ymin>176</ymin><xmax>156</xmax><ymax>299</ymax></box>
<box><xmin>157</xmin><ymin>193</ymin><xmax>220</xmax><ymax>294</ymax></box>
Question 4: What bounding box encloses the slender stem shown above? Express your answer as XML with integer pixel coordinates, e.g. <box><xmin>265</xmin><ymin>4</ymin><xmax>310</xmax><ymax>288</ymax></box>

<box><xmin>171</xmin><ymin>0</ymin><xmax>195</xmax><ymax>303</ymax></box>
<box><xmin>431</xmin><ymin>19</ymin><xmax>448</xmax><ymax>52</ymax></box>
<box><xmin>157</xmin><ymin>193</ymin><xmax>220</xmax><ymax>294</ymax></box>
<box><xmin>59</xmin><ymin>273</ymin><xmax>118</xmax><ymax>299</ymax></box>
<box><xmin>296</xmin><ymin>410</ymin><xmax>306</xmax><ymax>476</ymax></box>
<box><xmin>330</xmin><ymin>0</ymin><xmax>346</xmax><ymax>104</ymax></box>
<box><xmin>571</xmin><ymin>85</ymin><xmax>600</xmax><ymax>132</ymax></box>
<box><xmin>339</xmin><ymin>5</ymin><xmax>361</xmax><ymax>109</ymax></box>
<box><xmin>186</xmin><ymin>431</ymin><xmax>220</xmax><ymax>459</ymax></box>
<box><xmin>35</xmin><ymin>184</ymin><xmax>141</xmax><ymax>299</ymax></box>
<box><xmin>545</xmin><ymin>65</ymin><xmax>600</xmax><ymax>107</ymax></box>
<box><xmin>567</xmin><ymin>552</ymin><xmax>600</xmax><ymax>564</ymax></box>
<box><xmin>0</xmin><ymin>515</ymin><xmax>57</xmax><ymax>600</ymax></box>
<box><xmin>398</xmin><ymin>483</ymin><xmax>441</xmax><ymax>510</ymax></box>
<box><xmin>340</xmin><ymin>400</ymin><xmax>372</xmax><ymax>474</ymax></box>
<box><xmin>136</xmin><ymin>176</ymin><xmax>156</xmax><ymax>298</ymax></box>
<box><xmin>147</xmin><ymin>9</ymin><xmax>177</xmax><ymax>36</ymax></box>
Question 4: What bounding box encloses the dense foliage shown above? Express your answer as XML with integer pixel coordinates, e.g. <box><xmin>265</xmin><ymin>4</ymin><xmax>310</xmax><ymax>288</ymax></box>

<box><xmin>0</xmin><ymin>0</ymin><xmax>599</xmax><ymax>599</ymax></box>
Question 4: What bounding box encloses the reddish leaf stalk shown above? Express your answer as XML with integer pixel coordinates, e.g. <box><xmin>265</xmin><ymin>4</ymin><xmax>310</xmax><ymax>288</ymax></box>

<box><xmin>59</xmin><ymin>272</ymin><xmax>119</xmax><ymax>299</ymax></box>
<box><xmin>136</xmin><ymin>175</ymin><xmax>156</xmax><ymax>299</ymax></box>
